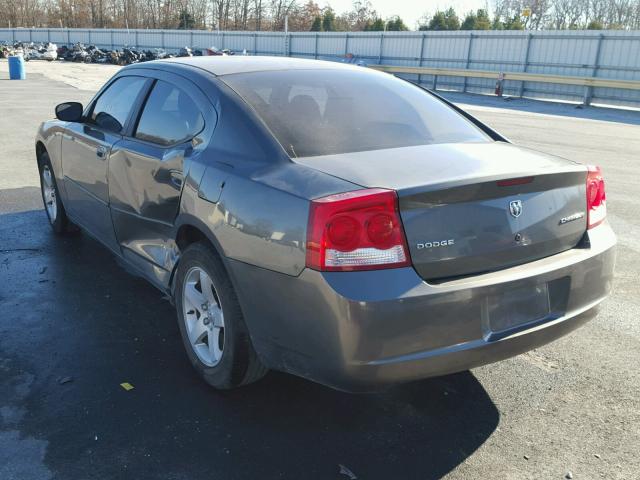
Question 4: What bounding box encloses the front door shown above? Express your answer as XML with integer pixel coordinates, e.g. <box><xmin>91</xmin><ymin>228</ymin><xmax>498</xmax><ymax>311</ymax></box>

<box><xmin>61</xmin><ymin>75</ymin><xmax>149</xmax><ymax>252</ymax></box>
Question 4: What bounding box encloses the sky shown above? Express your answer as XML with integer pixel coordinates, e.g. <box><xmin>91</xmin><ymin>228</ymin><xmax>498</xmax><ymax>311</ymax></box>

<box><xmin>324</xmin><ymin>0</ymin><xmax>492</xmax><ymax>29</ymax></box>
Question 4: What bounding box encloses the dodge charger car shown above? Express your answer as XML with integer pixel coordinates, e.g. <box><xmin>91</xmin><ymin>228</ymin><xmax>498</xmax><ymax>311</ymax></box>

<box><xmin>35</xmin><ymin>57</ymin><xmax>616</xmax><ymax>391</ymax></box>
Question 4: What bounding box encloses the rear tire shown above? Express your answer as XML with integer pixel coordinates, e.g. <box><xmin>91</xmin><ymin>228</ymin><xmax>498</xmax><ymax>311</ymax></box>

<box><xmin>38</xmin><ymin>152</ymin><xmax>77</xmax><ymax>235</ymax></box>
<box><xmin>175</xmin><ymin>242</ymin><xmax>268</xmax><ymax>389</ymax></box>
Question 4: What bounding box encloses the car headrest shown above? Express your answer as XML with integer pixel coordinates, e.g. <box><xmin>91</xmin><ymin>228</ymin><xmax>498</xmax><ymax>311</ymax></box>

<box><xmin>287</xmin><ymin>95</ymin><xmax>322</xmax><ymax>124</ymax></box>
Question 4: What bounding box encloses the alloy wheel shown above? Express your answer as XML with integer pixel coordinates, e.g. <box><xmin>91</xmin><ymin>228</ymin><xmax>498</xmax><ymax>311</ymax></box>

<box><xmin>182</xmin><ymin>266</ymin><xmax>225</xmax><ymax>366</ymax></box>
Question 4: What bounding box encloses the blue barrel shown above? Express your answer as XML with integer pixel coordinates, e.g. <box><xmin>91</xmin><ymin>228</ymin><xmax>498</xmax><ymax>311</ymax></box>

<box><xmin>8</xmin><ymin>55</ymin><xmax>26</xmax><ymax>80</ymax></box>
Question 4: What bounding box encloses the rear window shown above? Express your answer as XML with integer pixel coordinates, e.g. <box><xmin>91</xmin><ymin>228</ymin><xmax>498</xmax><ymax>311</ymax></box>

<box><xmin>223</xmin><ymin>68</ymin><xmax>489</xmax><ymax>158</ymax></box>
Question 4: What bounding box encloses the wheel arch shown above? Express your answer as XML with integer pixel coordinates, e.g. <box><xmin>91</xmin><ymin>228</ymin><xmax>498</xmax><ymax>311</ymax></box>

<box><xmin>176</xmin><ymin>223</ymin><xmax>210</xmax><ymax>252</ymax></box>
<box><xmin>170</xmin><ymin>215</ymin><xmax>233</xmax><ymax>298</ymax></box>
<box><xmin>35</xmin><ymin>141</ymin><xmax>47</xmax><ymax>166</ymax></box>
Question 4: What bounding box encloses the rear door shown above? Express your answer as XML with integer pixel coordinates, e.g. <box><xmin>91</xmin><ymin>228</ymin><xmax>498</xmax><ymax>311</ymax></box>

<box><xmin>61</xmin><ymin>75</ymin><xmax>149</xmax><ymax>252</ymax></box>
<box><xmin>108</xmin><ymin>73</ymin><xmax>215</xmax><ymax>282</ymax></box>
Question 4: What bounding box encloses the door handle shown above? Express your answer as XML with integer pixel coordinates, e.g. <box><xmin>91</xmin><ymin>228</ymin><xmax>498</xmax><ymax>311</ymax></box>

<box><xmin>96</xmin><ymin>146</ymin><xmax>107</xmax><ymax>158</ymax></box>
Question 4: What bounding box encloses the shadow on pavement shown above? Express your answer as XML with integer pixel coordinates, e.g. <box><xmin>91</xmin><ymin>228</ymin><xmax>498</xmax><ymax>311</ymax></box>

<box><xmin>0</xmin><ymin>191</ymin><xmax>499</xmax><ymax>480</ymax></box>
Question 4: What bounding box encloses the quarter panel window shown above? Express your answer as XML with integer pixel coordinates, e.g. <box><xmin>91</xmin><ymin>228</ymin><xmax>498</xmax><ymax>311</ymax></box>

<box><xmin>91</xmin><ymin>76</ymin><xmax>147</xmax><ymax>134</ymax></box>
<box><xmin>135</xmin><ymin>81</ymin><xmax>205</xmax><ymax>146</ymax></box>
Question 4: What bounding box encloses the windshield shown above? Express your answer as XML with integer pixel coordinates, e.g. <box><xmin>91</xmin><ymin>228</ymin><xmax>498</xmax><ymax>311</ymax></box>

<box><xmin>222</xmin><ymin>68</ymin><xmax>490</xmax><ymax>158</ymax></box>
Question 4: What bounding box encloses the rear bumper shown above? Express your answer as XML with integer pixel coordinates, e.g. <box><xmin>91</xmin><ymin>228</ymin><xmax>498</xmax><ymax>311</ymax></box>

<box><xmin>229</xmin><ymin>223</ymin><xmax>616</xmax><ymax>392</ymax></box>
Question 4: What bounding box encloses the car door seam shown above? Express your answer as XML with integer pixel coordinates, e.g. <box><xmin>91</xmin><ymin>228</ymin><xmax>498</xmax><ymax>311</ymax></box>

<box><xmin>62</xmin><ymin>175</ymin><xmax>109</xmax><ymax>206</ymax></box>
<box><xmin>109</xmin><ymin>204</ymin><xmax>174</xmax><ymax>228</ymax></box>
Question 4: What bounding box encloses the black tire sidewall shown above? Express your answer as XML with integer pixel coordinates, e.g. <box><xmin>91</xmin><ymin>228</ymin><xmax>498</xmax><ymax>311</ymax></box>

<box><xmin>175</xmin><ymin>243</ymin><xmax>251</xmax><ymax>389</ymax></box>
<box><xmin>39</xmin><ymin>152</ymin><xmax>68</xmax><ymax>234</ymax></box>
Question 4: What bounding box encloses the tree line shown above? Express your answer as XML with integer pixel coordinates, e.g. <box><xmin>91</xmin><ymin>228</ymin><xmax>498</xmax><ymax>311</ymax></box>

<box><xmin>1</xmin><ymin>0</ymin><xmax>639</xmax><ymax>32</ymax></box>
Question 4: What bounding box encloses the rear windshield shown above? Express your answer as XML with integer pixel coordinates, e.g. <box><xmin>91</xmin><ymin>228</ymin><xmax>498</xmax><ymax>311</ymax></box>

<box><xmin>223</xmin><ymin>68</ymin><xmax>490</xmax><ymax>158</ymax></box>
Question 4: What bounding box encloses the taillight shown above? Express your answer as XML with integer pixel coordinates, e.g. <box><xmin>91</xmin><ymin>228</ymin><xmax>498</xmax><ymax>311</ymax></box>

<box><xmin>306</xmin><ymin>188</ymin><xmax>411</xmax><ymax>271</ymax></box>
<box><xmin>586</xmin><ymin>165</ymin><xmax>606</xmax><ymax>229</ymax></box>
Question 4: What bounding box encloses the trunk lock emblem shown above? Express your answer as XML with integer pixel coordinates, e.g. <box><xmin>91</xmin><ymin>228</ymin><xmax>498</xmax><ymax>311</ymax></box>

<box><xmin>509</xmin><ymin>200</ymin><xmax>523</xmax><ymax>218</ymax></box>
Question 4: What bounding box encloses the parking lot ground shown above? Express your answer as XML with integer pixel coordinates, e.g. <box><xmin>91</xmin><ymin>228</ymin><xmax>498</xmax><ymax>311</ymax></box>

<box><xmin>1</xmin><ymin>62</ymin><xmax>639</xmax><ymax>480</ymax></box>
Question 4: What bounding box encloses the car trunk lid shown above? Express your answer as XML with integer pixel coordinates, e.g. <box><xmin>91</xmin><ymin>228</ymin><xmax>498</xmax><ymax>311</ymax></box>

<box><xmin>294</xmin><ymin>142</ymin><xmax>588</xmax><ymax>281</ymax></box>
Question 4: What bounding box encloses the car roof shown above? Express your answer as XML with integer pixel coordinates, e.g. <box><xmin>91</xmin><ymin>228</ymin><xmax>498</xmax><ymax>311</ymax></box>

<box><xmin>156</xmin><ymin>55</ymin><xmax>362</xmax><ymax>76</ymax></box>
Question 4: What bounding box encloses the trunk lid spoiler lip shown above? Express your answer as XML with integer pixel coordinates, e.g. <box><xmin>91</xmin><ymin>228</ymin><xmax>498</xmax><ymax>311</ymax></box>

<box><xmin>293</xmin><ymin>142</ymin><xmax>587</xmax><ymax>196</ymax></box>
<box><xmin>400</xmin><ymin>169</ymin><xmax>587</xmax><ymax>208</ymax></box>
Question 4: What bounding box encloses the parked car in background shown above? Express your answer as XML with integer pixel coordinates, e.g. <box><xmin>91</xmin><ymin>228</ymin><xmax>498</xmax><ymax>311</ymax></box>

<box><xmin>35</xmin><ymin>57</ymin><xmax>616</xmax><ymax>391</ymax></box>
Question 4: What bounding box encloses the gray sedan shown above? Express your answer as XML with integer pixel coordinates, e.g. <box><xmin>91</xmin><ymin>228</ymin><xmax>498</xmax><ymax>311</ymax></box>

<box><xmin>35</xmin><ymin>57</ymin><xmax>616</xmax><ymax>391</ymax></box>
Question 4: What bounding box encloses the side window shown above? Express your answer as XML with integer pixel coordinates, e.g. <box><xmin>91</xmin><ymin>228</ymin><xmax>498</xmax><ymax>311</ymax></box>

<box><xmin>91</xmin><ymin>76</ymin><xmax>147</xmax><ymax>134</ymax></box>
<box><xmin>135</xmin><ymin>81</ymin><xmax>205</xmax><ymax>146</ymax></box>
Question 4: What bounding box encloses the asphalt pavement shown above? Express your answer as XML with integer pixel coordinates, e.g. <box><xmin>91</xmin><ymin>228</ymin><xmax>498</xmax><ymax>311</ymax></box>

<box><xmin>1</xmin><ymin>61</ymin><xmax>639</xmax><ymax>480</ymax></box>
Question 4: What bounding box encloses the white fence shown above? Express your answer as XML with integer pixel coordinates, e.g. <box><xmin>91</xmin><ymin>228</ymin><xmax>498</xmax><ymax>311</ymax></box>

<box><xmin>2</xmin><ymin>28</ymin><xmax>640</xmax><ymax>107</ymax></box>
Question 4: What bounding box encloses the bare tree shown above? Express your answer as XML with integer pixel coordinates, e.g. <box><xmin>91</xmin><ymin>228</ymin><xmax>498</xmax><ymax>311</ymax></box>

<box><xmin>550</xmin><ymin>0</ymin><xmax>584</xmax><ymax>28</ymax></box>
<box><xmin>493</xmin><ymin>0</ymin><xmax>551</xmax><ymax>29</ymax></box>
<box><xmin>586</xmin><ymin>0</ymin><xmax>610</xmax><ymax>24</ymax></box>
<box><xmin>252</xmin><ymin>0</ymin><xmax>266</xmax><ymax>30</ymax></box>
<box><xmin>270</xmin><ymin>0</ymin><xmax>296</xmax><ymax>30</ymax></box>
<box><xmin>608</xmin><ymin>0</ymin><xmax>633</xmax><ymax>26</ymax></box>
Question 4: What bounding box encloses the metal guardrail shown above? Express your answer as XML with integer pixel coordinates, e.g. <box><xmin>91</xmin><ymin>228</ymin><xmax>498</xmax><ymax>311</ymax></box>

<box><xmin>370</xmin><ymin>65</ymin><xmax>640</xmax><ymax>105</ymax></box>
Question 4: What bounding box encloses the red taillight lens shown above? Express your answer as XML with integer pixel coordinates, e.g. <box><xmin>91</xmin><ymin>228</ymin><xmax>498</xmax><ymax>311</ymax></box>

<box><xmin>306</xmin><ymin>188</ymin><xmax>411</xmax><ymax>271</ymax></box>
<box><xmin>586</xmin><ymin>165</ymin><xmax>606</xmax><ymax>229</ymax></box>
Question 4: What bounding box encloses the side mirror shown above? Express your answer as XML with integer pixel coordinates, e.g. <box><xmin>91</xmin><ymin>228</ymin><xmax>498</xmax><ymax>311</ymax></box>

<box><xmin>55</xmin><ymin>102</ymin><xmax>84</xmax><ymax>122</ymax></box>
<box><xmin>94</xmin><ymin>111</ymin><xmax>122</xmax><ymax>133</ymax></box>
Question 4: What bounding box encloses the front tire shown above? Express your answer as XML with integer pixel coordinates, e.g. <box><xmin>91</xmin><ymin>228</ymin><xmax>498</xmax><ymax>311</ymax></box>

<box><xmin>38</xmin><ymin>152</ymin><xmax>76</xmax><ymax>234</ymax></box>
<box><xmin>175</xmin><ymin>242</ymin><xmax>267</xmax><ymax>389</ymax></box>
